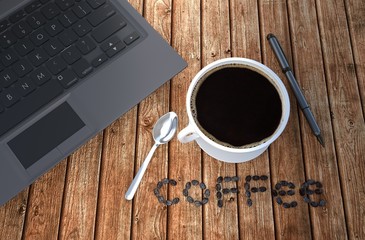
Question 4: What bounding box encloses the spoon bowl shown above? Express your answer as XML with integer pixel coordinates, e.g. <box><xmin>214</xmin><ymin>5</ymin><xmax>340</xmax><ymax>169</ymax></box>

<box><xmin>154</xmin><ymin>112</ymin><xmax>178</xmax><ymax>144</ymax></box>
<box><xmin>125</xmin><ymin>112</ymin><xmax>178</xmax><ymax>200</ymax></box>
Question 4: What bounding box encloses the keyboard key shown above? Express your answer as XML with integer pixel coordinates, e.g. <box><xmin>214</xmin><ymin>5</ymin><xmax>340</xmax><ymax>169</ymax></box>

<box><xmin>101</xmin><ymin>35</ymin><xmax>120</xmax><ymax>51</ymax></box>
<box><xmin>59</xmin><ymin>10</ymin><xmax>78</xmax><ymax>27</ymax></box>
<box><xmin>91</xmin><ymin>14</ymin><xmax>126</xmax><ymax>43</ymax></box>
<box><xmin>44</xmin><ymin>19</ymin><xmax>64</xmax><ymax>36</ymax></box>
<box><xmin>28</xmin><ymin>48</ymin><xmax>49</xmax><ymax>66</ymax></box>
<box><xmin>58</xmin><ymin>28</ymin><xmax>78</xmax><ymax>46</ymax></box>
<box><xmin>30</xmin><ymin>28</ymin><xmax>49</xmax><ymax>46</ymax></box>
<box><xmin>72</xmin><ymin>58</ymin><xmax>93</xmax><ymax>78</ymax></box>
<box><xmin>41</xmin><ymin>3</ymin><xmax>61</xmax><ymax>19</ymax></box>
<box><xmin>0</xmin><ymin>89</ymin><xmax>20</xmax><ymax>108</ymax></box>
<box><xmin>25</xmin><ymin>1</ymin><xmax>43</xmax><ymax>13</ymax></box>
<box><xmin>57</xmin><ymin>69</ymin><xmax>78</xmax><ymax>88</ymax></box>
<box><xmin>87</xmin><ymin>4</ymin><xmax>115</xmax><ymax>26</ymax></box>
<box><xmin>15</xmin><ymin>78</ymin><xmax>36</xmax><ymax>96</ymax></box>
<box><xmin>124</xmin><ymin>31</ymin><xmax>140</xmax><ymax>45</ymax></box>
<box><xmin>92</xmin><ymin>53</ymin><xmax>107</xmax><ymax>67</ymax></box>
<box><xmin>106</xmin><ymin>41</ymin><xmax>125</xmax><ymax>57</ymax></box>
<box><xmin>87</xmin><ymin>0</ymin><xmax>106</xmax><ymax>9</ymax></box>
<box><xmin>15</xmin><ymin>38</ymin><xmax>35</xmax><ymax>56</ymax></box>
<box><xmin>0</xmin><ymin>20</ymin><xmax>10</xmax><ymax>32</ymax></box>
<box><xmin>73</xmin><ymin>19</ymin><xmax>92</xmax><ymax>36</ymax></box>
<box><xmin>0</xmin><ymin>31</ymin><xmax>17</xmax><ymax>48</ymax></box>
<box><xmin>76</xmin><ymin>36</ymin><xmax>96</xmax><ymax>54</ymax></box>
<box><xmin>30</xmin><ymin>67</ymin><xmax>52</xmax><ymax>85</ymax></box>
<box><xmin>43</xmin><ymin>38</ymin><xmax>63</xmax><ymax>56</ymax></box>
<box><xmin>62</xmin><ymin>46</ymin><xmax>81</xmax><ymax>64</ymax></box>
<box><xmin>0</xmin><ymin>0</ymin><xmax>143</xmax><ymax>136</ymax></box>
<box><xmin>55</xmin><ymin>0</ymin><xmax>75</xmax><ymax>11</ymax></box>
<box><xmin>46</xmin><ymin>56</ymin><xmax>67</xmax><ymax>74</ymax></box>
<box><xmin>72</xmin><ymin>2</ymin><xmax>92</xmax><ymax>18</ymax></box>
<box><xmin>0</xmin><ymin>80</ymin><xmax>64</xmax><ymax>136</ymax></box>
<box><xmin>27</xmin><ymin>12</ymin><xmax>46</xmax><ymax>29</ymax></box>
<box><xmin>0</xmin><ymin>69</ymin><xmax>18</xmax><ymax>88</ymax></box>
<box><xmin>0</xmin><ymin>49</ymin><xmax>19</xmax><ymax>67</ymax></box>
<box><xmin>10</xmin><ymin>10</ymin><xmax>27</xmax><ymax>23</ymax></box>
<box><xmin>13</xmin><ymin>60</ymin><xmax>33</xmax><ymax>77</ymax></box>
<box><xmin>12</xmin><ymin>21</ymin><xmax>32</xmax><ymax>38</ymax></box>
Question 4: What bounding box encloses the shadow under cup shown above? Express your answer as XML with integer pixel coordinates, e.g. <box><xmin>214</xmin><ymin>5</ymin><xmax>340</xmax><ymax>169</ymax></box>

<box><xmin>178</xmin><ymin>58</ymin><xmax>290</xmax><ymax>163</ymax></box>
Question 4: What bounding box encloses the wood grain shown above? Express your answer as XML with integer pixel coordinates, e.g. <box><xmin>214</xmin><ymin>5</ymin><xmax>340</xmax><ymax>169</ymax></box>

<box><xmin>0</xmin><ymin>189</ymin><xmax>28</xmax><ymax>240</ymax></box>
<box><xmin>287</xmin><ymin>1</ymin><xmax>348</xmax><ymax>239</ymax></box>
<box><xmin>58</xmin><ymin>134</ymin><xmax>103</xmax><ymax>239</ymax></box>
<box><xmin>168</xmin><ymin>0</ymin><xmax>203</xmax><ymax>239</ymax></box>
<box><xmin>94</xmin><ymin>109</ymin><xmax>137</xmax><ymax>240</ymax></box>
<box><xmin>316</xmin><ymin>0</ymin><xmax>365</xmax><ymax>239</ymax></box>
<box><xmin>259</xmin><ymin>0</ymin><xmax>311</xmax><ymax>239</ymax></box>
<box><xmin>22</xmin><ymin>161</ymin><xmax>67</xmax><ymax>240</ymax></box>
<box><xmin>345</xmin><ymin>0</ymin><xmax>365</xmax><ymax>113</ymax></box>
<box><xmin>131</xmin><ymin>0</ymin><xmax>171</xmax><ymax>239</ymax></box>
<box><xmin>130</xmin><ymin>87</ymin><xmax>170</xmax><ymax>240</ymax></box>
<box><xmin>230</xmin><ymin>0</ymin><xmax>262</xmax><ymax>62</ymax></box>
<box><xmin>128</xmin><ymin>0</ymin><xmax>144</xmax><ymax>13</ymax></box>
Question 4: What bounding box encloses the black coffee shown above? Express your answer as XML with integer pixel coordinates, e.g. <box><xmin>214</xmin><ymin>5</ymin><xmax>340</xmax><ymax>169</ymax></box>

<box><xmin>191</xmin><ymin>65</ymin><xmax>282</xmax><ymax>148</ymax></box>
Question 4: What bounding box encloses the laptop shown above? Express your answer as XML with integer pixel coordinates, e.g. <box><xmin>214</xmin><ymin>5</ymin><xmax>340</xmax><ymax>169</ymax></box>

<box><xmin>0</xmin><ymin>0</ymin><xmax>186</xmax><ymax>206</ymax></box>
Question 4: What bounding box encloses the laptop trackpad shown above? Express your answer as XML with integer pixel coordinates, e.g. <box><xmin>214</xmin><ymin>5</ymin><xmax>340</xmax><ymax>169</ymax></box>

<box><xmin>8</xmin><ymin>102</ymin><xmax>85</xmax><ymax>169</ymax></box>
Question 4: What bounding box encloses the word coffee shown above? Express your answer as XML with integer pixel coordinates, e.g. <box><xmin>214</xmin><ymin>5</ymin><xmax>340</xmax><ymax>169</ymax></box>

<box><xmin>153</xmin><ymin>175</ymin><xmax>326</xmax><ymax>209</ymax></box>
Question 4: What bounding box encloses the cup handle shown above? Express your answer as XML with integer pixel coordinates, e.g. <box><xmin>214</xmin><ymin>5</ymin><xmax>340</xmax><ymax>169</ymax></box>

<box><xmin>178</xmin><ymin>124</ymin><xmax>199</xmax><ymax>143</ymax></box>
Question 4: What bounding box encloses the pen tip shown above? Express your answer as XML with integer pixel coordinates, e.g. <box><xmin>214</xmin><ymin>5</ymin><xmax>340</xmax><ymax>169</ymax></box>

<box><xmin>316</xmin><ymin>135</ymin><xmax>325</xmax><ymax>147</ymax></box>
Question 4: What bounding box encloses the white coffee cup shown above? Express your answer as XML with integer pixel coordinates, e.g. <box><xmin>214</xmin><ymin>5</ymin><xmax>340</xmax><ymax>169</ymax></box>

<box><xmin>178</xmin><ymin>58</ymin><xmax>290</xmax><ymax>163</ymax></box>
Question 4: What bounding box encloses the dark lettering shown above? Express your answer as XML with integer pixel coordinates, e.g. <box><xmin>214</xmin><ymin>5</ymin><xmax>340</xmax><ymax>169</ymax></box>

<box><xmin>154</xmin><ymin>178</ymin><xmax>180</xmax><ymax>206</ymax></box>
<box><xmin>300</xmin><ymin>180</ymin><xmax>326</xmax><ymax>207</ymax></box>
<box><xmin>272</xmin><ymin>180</ymin><xmax>297</xmax><ymax>208</ymax></box>
<box><xmin>245</xmin><ymin>175</ymin><xmax>269</xmax><ymax>207</ymax></box>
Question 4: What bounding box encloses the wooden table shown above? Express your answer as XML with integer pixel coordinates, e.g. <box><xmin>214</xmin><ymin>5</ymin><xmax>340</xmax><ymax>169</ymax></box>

<box><xmin>1</xmin><ymin>0</ymin><xmax>364</xmax><ymax>239</ymax></box>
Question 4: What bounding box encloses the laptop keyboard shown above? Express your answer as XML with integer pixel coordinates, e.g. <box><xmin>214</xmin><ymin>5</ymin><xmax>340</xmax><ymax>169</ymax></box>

<box><xmin>0</xmin><ymin>0</ymin><xmax>142</xmax><ymax>136</ymax></box>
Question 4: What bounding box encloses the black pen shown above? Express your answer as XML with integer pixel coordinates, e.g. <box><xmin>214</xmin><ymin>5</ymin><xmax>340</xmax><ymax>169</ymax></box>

<box><xmin>267</xmin><ymin>33</ymin><xmax>324</xmax><ymax>147</ymax></box>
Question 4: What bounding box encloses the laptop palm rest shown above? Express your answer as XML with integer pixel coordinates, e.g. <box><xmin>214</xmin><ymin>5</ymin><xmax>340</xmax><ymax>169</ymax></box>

<box><xmin>8</xmin><ymin>102</ymin><xmax>85</xmax><ymax>169</ymax></box>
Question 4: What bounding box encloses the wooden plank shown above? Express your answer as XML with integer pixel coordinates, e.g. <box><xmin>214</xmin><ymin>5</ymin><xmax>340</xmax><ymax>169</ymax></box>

<box><xmin>94</xmin><ymin>109</ymin><xmax>137</xmax><ymax>240</ymax></box>
<box><xmin>230</xmin><ymin>1</ymin><xmax>275</xmax><ymax>238</ymax></box>
<box><xmin>58</xmin><ymin>134</ymin><xmax>103</xmax><ymax>239</ymax></box>
<box><xmin>22</xmin><ymin>161</ymin><xmax>67</xmax><ymax>239</ymax></box>
<box><xmin>345</xmin><ymin>0</ymin><xmax>365</xmax><ymax>113</ymax></box>
<box><xmin>128</xmin><ymin>0</ymin><xmax>144</xmax><ymax>13</ymax></box>
<box><xmin>168</xmin><ymin>0</ymin><xmax>203</xmax><ymax>239</ymax></box>
<box><xmin>259</xmin><ymin>0</ymin><xmax>312</xmax><ymax>239</ymax></box>
<box><xmin>0</xmin><ymin>189</ymin><xmax>28</xmax><ymax>240</ymax></box>
<box><xmin>230</xmin><ymin>0</ymin><xmax>262</xmax><ymax>62</ymax></box>
<box><xmin>287</xmin><ymin>1</ymin><xmax>348</xmax><ymax>239</ymax></box>
<box><xmin>200</xmin><ymin>0</ymin><xmax>239</xmax><ymax>239</ymax></box>
<box><xmin>131</xmin><ymin>0</ymin><xmax>171</xmax><ymax>239</ymax></box>
<box><xmin>316</xmin><ymin>0</ymin><xmax>365</xmax><ymax>239</ymax></box>
<box><xmin>130</xmin><ymin>90</ymin><xmax>170</xmax><ymax>240</ymax></box>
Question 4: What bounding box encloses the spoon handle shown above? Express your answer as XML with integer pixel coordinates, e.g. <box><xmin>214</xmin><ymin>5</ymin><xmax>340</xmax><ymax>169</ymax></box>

<box><xmin>125</xmin><ymin>143</ymin><xmax>159</xmax><ymax>200</ymax></box>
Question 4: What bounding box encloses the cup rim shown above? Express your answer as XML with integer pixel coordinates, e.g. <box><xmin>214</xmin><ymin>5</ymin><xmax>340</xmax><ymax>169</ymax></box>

<box><xmin>185</xmin><ymin>57</ymin><xmax>290</xmax><ymax>153</ymax></box>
